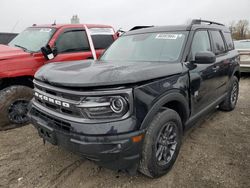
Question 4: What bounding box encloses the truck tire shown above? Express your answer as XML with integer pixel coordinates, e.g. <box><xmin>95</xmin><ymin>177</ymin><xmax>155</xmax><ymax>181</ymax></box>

<box><xmin>0</xmin><ymin>85</ymin><xmax>33</xmax><ymax>129</ymax></box>
<box><xmin>139</xmin><ymin>109</ymin><xmax>183</xmax><ymax>178</ymax></box>
<box><xmin>219</xmin><ymin>76</ymin><xmax>239</xmax><ymax>111</ymax></box>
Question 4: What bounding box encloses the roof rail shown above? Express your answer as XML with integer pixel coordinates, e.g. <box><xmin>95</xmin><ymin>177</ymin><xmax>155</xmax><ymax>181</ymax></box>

<box><xmin>191</xmin><ymin>19</ymin><xmax>224</xmax><ymax>26</ymax></box>
<box><xmin>129</xmin><ymin>26</ymin><xmax>153</xmax><ymax>31</ymax></box>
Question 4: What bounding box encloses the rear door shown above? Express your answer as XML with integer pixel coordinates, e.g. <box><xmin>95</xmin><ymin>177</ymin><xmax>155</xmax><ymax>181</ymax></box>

<box><xmin>51</xmin><ymin>28</ymin><xmax>94</xmax><ymax>62</ymax></box>
<box><xmin>209</xmin><ymin>30</ymin><xmax>231</xmax><ymax>96</ymax></box>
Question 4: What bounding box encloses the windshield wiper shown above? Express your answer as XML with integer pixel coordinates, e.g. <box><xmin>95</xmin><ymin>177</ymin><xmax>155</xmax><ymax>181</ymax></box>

<box><xmin>14</xmin><ymin>44</ymin><xmax>28</xmax><ymax>52</ymax></box>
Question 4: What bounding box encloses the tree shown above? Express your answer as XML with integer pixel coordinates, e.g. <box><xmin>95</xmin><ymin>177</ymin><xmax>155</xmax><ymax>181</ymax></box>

<box><xmin>229</xmin><ymin>21</ymin><xmax>236</xmax><ymax>34</ymax></box>
<box><xmin>231</xmin><ymin>20</ymin><xmax>249</xmax><ymax>40</ymax></box>
<box><xmin>236</xmin><ymin>20</ymin><xmax>249</xmax><ymax>39</ymax></box>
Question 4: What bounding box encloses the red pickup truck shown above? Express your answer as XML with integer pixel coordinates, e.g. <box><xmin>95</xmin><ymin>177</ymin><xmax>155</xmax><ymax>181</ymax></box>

<box><xmin>0</xmin><ymin>23</ymin><xmax>117</xmax><ymax>128</ymax></box>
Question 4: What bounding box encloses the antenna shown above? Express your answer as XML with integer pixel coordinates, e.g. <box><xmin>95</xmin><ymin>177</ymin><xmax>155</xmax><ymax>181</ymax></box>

<box><xmin>52</xmin><ymin>20</ymin><xmax>56</xmax><ymax>26</ymax></box>
<box><xmin>11</xmin><ymin>21</ymin><xmax>19</xmax><ymax>33</ymax></box>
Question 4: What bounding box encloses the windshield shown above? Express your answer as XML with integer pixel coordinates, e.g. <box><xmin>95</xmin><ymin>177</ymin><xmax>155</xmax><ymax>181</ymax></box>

<box><xmin>101</xmin><ymin>31</ymin><xmax>187</xmax><ymax>62</ymax></box>
<box><xmin>234</xmin><ymin>40</ymin><xmax>250</xmax><ymax>49</ymax></box>
<box><xmin>9</xmin><ymin>27</ymin><xmax>56</xmax><ymax>52</ymax></box>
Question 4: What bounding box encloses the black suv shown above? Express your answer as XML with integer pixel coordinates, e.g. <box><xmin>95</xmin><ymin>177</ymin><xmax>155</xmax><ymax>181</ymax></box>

<box><xmin>28</xmin><ymin>20</ymin><xmax>240</xmax><ymax>178</ymax></box>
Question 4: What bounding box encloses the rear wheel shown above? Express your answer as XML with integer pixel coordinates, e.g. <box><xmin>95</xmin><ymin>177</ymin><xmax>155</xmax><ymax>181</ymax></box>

<box><xmin>219</xmin><ymin>76</ymin><xmax>239</xmax><ymax>111</ymax></box>
<box><xmin>139</xmin><ymin>109</ymin><xmax>183</xmax><ymax>178</ymax></box>
<box><xmin>0</xmin><ymin>86</ymin><xmax>33</xmax><ymax>129</ymax></box>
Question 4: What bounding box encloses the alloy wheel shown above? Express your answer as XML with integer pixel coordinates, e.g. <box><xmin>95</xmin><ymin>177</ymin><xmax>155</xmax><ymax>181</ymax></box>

<box><xmin>155</xmin><ymin>122</ymin><xmax>178</xmax><ymax>166</ymax></box>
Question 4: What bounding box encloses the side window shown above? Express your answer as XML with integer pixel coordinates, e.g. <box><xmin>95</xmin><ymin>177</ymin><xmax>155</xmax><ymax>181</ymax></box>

<box><xmin>223</xmin><ymin>32</ymin><xmax>234</xmax><ymax>51</ymax></box>
<box><xmin>56</xmin><ymin>30</ymin><xmax>90</xmax><ymax>53</ymax></box>
<box><xmin>191</xmin><ymin>30</ymin><xmax>211</xmax><ymax>60</ymax></box>
<box><xmin>210</xmin><ymin>30</ymin><xmax>226</xmax><ymax>55</ymax></box>
<box><xmin>91</xmin><ymin>35</ymin><xmax>114</xmax><ymax>49</ymax></box>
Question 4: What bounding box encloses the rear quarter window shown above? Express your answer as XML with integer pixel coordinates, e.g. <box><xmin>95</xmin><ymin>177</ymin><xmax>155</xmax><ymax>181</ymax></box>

<box><xmin>89</xmin><ymin>28</ymin><xmax>115</xmax><ymax>50</ymax></box>
<box><xmin>91</xmin><ymin>35</ymin><xmax>114</xmax><ymax>49</ymax></box>
<box><xmin>223</xmin><ymin>32</ymin><xmax>234</xmax><ymax>51</ymax></box>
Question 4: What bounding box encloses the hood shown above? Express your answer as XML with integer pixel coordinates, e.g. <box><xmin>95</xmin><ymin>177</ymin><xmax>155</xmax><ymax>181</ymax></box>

<box><xmin>0</xmin><ymin>44</ymin><xmax>29</xmax><ymax>60</ymax></box>
<box><xmin>35</xmin><ymin>60</ymin><xmax>183</xmax><ymax>87</ymax></box>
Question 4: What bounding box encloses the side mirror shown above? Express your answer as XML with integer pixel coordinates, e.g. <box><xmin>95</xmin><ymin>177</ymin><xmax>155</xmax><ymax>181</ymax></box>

<box><xmin>41</xmin><ymin>45</ymin><xmax>57</xmax><ymax>60</ymax></box>
<box><xmin>194</xmin><ymin>51</ymin><xmax>216</xmax><ymax>64</ymax></box>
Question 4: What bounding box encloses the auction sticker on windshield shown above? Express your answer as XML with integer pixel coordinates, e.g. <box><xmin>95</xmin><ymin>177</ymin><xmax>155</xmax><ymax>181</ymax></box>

<box><xmin>89</xmin><ymin>28</ymin><xmax>115</xmax><ymax>35</ymax></box>
<box><xmin>39</xmin><ymin>28</ymin><xmax>52</xmax><ymax>32</ymax></box>
<box><xmin>155</xmin><ymin>33</ymin><xmax>183</xmax><ymax>40</ymax></box>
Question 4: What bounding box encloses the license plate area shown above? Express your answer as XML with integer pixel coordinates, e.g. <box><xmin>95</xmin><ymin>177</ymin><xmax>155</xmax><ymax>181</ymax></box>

<box><xmin>38</xmin><ymin>124</ymin><xmax>57</xmax><ymax>145</ymax></box>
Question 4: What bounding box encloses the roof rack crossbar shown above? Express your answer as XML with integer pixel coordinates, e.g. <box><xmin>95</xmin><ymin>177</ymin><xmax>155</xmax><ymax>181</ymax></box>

<box><xmin>191</xmin><ymin>19</ymin><xmax>224</xmax><ymax>26</ymax></box>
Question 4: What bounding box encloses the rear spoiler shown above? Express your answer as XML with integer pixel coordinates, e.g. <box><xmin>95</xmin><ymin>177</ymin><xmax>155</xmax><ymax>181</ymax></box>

<box><xmin>116</xmin><ymin>26</ymin><xmax>154</xmax><ymax>37</ymax></box>
<box><xmin>129</xmin><ymin>26</ymin><xmax>154</xmax><ymax>31</ymax></box>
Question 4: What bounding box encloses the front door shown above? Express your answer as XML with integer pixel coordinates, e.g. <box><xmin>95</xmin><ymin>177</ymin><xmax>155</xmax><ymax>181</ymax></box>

<box><xmin>188</xmin><ymin>30</ymin><xmax>218</xmax><ymax>116</ymax></box>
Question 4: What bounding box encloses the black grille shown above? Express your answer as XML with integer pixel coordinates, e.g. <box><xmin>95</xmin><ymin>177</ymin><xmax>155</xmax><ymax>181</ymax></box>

<box><xmin>31</xmin><ymin>108</ymin><xmax>72</xmax><ymax>132</ymax></box>
<box><xmin>35</xmin><ymin>84</ymin><xmax>81</xmax><ymax>101</ymax></box>
<box><xmin>36</xmin><ymin>97</ymin><xmax>81</xmax><ymax>117</ymax></box>
<box><xmin>34</xmin><ymin>84</ymin><xmax>83</xmax><ymax>118</ymax></box>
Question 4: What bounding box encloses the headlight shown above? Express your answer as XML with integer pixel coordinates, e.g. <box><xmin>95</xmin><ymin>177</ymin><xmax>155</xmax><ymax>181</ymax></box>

<box><xmin>110</xmin><ymin>97</ymin><xmax>128</xmax><ymax>114</ymax></box>
<box><xmin>76</xmin><ymin>95</ymin><xmax>130</xmax><ymax>119</ymax></box>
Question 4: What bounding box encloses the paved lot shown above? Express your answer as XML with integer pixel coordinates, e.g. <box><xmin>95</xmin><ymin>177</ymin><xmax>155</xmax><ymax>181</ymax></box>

<box><xmin>0</xmin><ymin>76</ymin><xmax>249</xmax><ymax>188</ymax></box>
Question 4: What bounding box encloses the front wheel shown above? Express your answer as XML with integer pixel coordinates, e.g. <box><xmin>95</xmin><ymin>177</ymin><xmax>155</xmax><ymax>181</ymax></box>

<box><xmin>219</xmin><ymin>76</ymin><xmax>239</xmax><ymax>111</ymax></box>
<box><xmin>139</xmin><ymin>109</ymin><xmax>183</xmax><ymax>178</ymax></box>
<box><xmin>0</xmin><ymin>86</ymin><xmax>33</xmax><ymax>129</ymax></box>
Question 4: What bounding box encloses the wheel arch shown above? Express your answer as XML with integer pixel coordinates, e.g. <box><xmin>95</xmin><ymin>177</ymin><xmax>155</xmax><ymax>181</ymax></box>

<box><xmin>140</xmin><ymin>91</ymin><xmax>190</xmax><ymax>131</ymax></box>
<box><xmin>0</xmin><ymin>76</ymin><xmax>33</xmax><ymax>90</ymax></box>
<box><xmin>233</xmin><ymin>70</ymin><xmax>240</xmax><ymax>81</ymax></box>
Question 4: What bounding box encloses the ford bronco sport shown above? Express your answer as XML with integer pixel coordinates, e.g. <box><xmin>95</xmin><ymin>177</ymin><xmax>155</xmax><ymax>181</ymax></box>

<box><xmin>0</xmin><ymin>24</ymin><xmax>116</xmax><ymax>128</ymax></box>
<box><xmin>29</xmin><ymin>20</ymin><xmax>240</xmax><ymax>178</ymax></box>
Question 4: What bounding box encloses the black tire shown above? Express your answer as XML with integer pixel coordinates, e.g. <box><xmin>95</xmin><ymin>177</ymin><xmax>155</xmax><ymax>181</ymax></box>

<box><xmin>219</xmin><ymin>76</ymin><xmax>239</xmax><ymax>111</ymax></box>
<box><xmin>139</xmin><ymin>109</ymin><xmax>183</xmax><ymax>178</ymax></box>
<box><xmin>0</xmin><ymin>85</ymin><xmax>33</xmax><ymax>128</ymax></box>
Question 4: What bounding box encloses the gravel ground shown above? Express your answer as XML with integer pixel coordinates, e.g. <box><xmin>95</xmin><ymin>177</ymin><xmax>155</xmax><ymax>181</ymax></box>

<box><xmin>0</xmin><ymin>76</ymin><xmax>249</xmax><ymax>188</ymax></box>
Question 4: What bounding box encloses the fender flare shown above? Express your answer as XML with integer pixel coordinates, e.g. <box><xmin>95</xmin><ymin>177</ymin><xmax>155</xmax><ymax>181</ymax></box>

<box><xmin>140</xmin><ymin>90</ymin><xmax>189</xmax><ymax>130</ymax></box>
<box><xmin>232</xmin><ymin>67</ymin><xmax>240</xmax><ymax>80</ymax></box>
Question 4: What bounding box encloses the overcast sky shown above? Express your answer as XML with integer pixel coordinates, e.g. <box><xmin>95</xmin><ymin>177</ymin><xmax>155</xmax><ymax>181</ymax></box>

<box><xmin>1</xmin><ymin>0</ymin><xmax>250</xmax><ymax>33</ymax></box>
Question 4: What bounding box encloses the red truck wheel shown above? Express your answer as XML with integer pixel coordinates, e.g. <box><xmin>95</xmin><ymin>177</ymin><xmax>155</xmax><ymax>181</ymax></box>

<box><xmin>0</xmin><ymin>86</ymin><xmax>33</xmax><ymax>128</ymax></box>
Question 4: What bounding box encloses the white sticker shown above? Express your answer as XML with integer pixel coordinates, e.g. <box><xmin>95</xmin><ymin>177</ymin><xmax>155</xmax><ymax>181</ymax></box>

<box><xmin>40</xmin><ymin>28</ymin><xmax>52</xmax><ymax>32</ymax></box>
<box><xmin>155</xmin><ymin>34</ymin><xmax>183</xmax><ymax>40</ymax></box>
<box><xmin>89</xmin><ymin>28</ymin><xmax>115</xmax><ymax>35</ymax></box>
<box><xmin>47</xmin><ymin>53</ymin><xmax>54</xmax><ymax>60</ymax></box>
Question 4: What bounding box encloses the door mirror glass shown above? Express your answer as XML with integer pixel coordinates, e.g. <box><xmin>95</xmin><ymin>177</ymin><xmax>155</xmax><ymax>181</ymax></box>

<box><xmin>41</xmin><ymin>44</ymin><xmax>57</xmax><ymax>60</ymax></box>
<box><xmin>194</xmin><ymin>51</ymin><xmax>216</xmax><ymax>64</ymax></box>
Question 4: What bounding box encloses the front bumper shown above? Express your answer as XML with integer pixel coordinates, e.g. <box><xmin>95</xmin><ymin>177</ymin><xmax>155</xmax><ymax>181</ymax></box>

<box><xmin>28</xmin><ymin>104</ymin><xmax>145</xmax><ymax>171</ymax></box>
